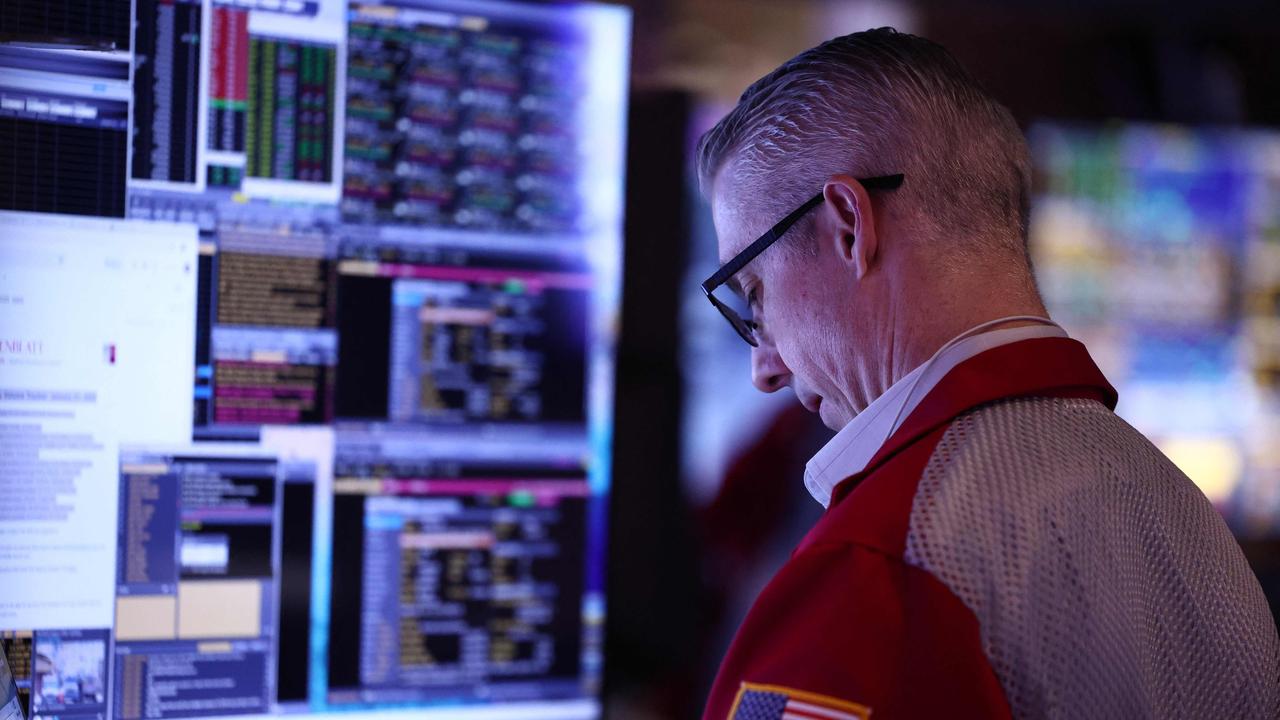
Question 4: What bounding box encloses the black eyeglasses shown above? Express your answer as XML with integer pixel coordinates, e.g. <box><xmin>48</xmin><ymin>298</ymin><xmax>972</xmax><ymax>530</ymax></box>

<box><xmin>701</xmin><ymin>173</ymin><xmax>904</xmax><ymax>346</ymax></box>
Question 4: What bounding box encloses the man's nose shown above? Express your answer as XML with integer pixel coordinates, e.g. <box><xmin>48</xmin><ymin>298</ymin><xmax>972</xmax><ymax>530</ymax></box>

<box><xmin>751</xmin><ymin>341</ymin><xmax>791</xmax><ymax>393</ymax></box>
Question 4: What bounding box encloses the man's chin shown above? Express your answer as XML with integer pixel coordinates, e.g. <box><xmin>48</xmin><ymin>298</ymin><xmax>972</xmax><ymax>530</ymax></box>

<box><xmin>816</xmin><ymin>400</ymin><xmax>845</xmax><ymax>432</ymax></box>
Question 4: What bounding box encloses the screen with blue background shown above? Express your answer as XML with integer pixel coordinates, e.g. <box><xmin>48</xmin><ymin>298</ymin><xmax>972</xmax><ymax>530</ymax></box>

<box><xmin>1028</xmin><ymin>123</ymin><xmax>1280</xmax><ymax>537</ymax></box>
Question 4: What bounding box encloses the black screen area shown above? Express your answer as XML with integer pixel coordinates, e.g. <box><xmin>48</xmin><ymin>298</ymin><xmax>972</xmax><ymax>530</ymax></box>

<box><xmin>334</xmin><ymin>274</ymin><xmax>393</xmax><ymax>419</ymax></box>
<box><xmin>326</xmin><ymin>493</ymin><xmax>366</xmax><ymax>691</ymax></box>
<box><xmin>0</xmin><ymin>116</ymin><xmax>126</xmax><ymax>217</ymax></box>
<box><xmin>0</xmin><ymin>0</ymin><xmax>132</xmax><ymax>49</ymax></box>
<box><xmin>277</xmin><ymin>481</ymin><xmax>316</xmax><ymax>703</ymax></box>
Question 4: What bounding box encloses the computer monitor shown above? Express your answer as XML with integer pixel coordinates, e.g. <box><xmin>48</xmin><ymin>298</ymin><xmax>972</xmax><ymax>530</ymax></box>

<box><xmin>0</xmin><ymin>1</ymin><xmax>629</xmax><ymax>718</ymax></box>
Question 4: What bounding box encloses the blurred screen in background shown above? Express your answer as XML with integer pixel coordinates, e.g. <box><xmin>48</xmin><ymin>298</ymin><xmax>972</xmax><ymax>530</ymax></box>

<box><xmin>1029</xmin><ymin>123</ymin><xmax>1280</xmax><ymax>534</ymax></box>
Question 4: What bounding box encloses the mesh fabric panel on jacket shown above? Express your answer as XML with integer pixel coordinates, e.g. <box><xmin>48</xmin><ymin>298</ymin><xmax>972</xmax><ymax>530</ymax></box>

<box><xmin>904</xmin><ymin>396</ymin><xmax>1280</xmax><ymax>719</ymax></box>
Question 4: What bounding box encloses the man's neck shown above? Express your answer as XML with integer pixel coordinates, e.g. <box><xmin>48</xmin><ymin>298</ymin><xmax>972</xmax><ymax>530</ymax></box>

<box><xmin>885</xmin><ymin>281</ymin><xmax>1050</xmax><ymax>393</ymax></box>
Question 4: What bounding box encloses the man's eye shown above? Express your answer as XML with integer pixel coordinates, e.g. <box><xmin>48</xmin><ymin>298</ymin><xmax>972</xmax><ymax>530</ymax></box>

<box><xmin>746</xmin><ymin>288</ymin><xmax>759</xmax><ymax>309</ymax></box>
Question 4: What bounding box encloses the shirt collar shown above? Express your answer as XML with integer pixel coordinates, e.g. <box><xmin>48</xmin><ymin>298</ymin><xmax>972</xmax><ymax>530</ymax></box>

<box><xmin>803</xmin><ymin>322</ymin><xmax>1069</xmax><ymax>507</ymax></box>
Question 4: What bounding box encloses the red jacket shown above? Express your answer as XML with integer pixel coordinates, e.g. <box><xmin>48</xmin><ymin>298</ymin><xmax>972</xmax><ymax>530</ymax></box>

<box><xmin>702</xmin><ymin>337</ymin><xmax>1280</xmax><ymax>719</ymax></box>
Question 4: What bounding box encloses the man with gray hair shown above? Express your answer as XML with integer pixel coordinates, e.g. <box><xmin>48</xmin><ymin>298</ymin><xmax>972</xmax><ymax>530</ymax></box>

<box><xmin>696</xmin><ymin>28</ymin><xmax>1278</xmax><ymax>720</ymax></box>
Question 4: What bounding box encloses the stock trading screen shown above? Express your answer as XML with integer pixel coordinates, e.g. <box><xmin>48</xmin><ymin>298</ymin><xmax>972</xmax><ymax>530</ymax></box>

<box><xmin>114</xmin><ymin>452</ymin><xmax>281</xmax><ymax>720</ymax></box>
<box><xmin>132</xmin><ymin>0</ymin><xmax>203</xmax><ymax>184</ymax></box>
<box><xmin>1</xmin><ymin>0</ymin><xmax>628</xmax><ymax>718</ymax></box>
<box><xmin>343</xmin><ymin>3</ymin><xmax>584</xmax><ymax>232</ymax></box>
<box><xmin>211</xmin><ymin>222</ymin><xmax>338</xmax><ymax>426</ymax></box>
<box><xmin>209</xmin><ymin>3</ymin><xmax>250</xmax><ymax>158</ymax></box>
<box><xmin>386</xmin><ymin>270</ymin><xmax>587</xmax><ymax>423</ymax></box>
<box><xmin>247</xmin><ymin>35</ymin><xmax>338</xmax><ymax>183</ymax></box>
<box><xmin>335</xmin><ymin>242</ymin><xmax>589</xmax><ymax>426</ymax></box>
<box><xmin>328</xmin><ymin>455</ymin><xmax>589</xmax><ymax>705</ymax></box>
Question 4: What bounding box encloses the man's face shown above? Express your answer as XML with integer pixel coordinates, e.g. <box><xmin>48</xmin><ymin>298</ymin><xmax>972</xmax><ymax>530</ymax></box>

<box><xmin>711</xmin><ymin>174</ymin><xmax>876</xmax><ymax>431</ymax></box>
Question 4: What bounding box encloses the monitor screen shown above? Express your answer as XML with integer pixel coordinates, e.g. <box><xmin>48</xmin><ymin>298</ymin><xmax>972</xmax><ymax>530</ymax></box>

<box><xmin>0</xmin><ymin>1</ymin><xmax>629</xmax><ymax>718</ymax></box>
<box><xmin>1028</xmin><ymin>123</ymin><xmax>1280</xmax><ymax>534</ymax></box>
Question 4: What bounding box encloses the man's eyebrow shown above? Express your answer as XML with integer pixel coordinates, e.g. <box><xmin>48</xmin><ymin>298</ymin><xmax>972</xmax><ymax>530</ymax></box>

<box><xmin>725</xmin><ymin>274</ymin><xmax>746</xmax><ymax>298</ymax></box>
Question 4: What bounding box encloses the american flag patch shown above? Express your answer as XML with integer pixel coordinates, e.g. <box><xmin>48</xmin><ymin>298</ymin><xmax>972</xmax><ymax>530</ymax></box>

<box><xmin>728</xmin><ymin>682</ymin><xmax>871</xmax><ymax>720</ymax></box>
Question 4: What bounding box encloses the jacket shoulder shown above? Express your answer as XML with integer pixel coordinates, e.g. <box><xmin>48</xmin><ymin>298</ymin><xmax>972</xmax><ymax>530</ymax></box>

<box><xmin>702</xmin><ymin>538</ymin><xmax>1010</xmax><ymax>720</ymax></box>
<box><xmin>904</xmin><ymin>395</ymin><xmax>1280</xmax><ymax>718</ymax></box>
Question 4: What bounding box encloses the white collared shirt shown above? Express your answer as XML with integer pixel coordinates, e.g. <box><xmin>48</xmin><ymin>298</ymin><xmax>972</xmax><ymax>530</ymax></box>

<box><xmin>803</xmin><ymin>322</ymin><xmax>1068</xmax><ymax>507</ymax></box>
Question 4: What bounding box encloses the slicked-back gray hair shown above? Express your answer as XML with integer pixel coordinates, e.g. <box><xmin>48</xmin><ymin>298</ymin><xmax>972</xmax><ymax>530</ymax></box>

<box><xmin>697</xmin><ymin>28</ymin><xmax>1032</xmax><ymax>262</ymax></box>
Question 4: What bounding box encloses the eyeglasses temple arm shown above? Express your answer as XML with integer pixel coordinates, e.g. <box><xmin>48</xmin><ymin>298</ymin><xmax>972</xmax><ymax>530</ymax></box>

<box><xmin>699</xmin><ymin>174</ymin><xmax>902</xmax><ymax>293</ymax></box>
<box><xmin>701</xmin><ymin>192</ymin><xmax>824</xmax><ymax>293</ymax></box>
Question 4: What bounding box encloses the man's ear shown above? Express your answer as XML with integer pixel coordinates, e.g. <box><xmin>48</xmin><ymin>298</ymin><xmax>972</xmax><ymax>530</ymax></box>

<box><xmin>820</xmin><ymin>175</ymin><xmax>877</xmax><ymax>280</ymax></box>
